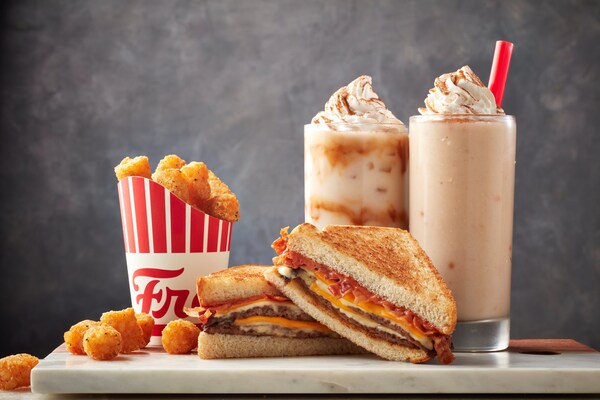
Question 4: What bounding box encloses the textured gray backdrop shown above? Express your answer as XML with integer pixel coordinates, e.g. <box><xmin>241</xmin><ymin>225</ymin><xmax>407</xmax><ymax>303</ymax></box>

<box><xmin>1</xmin><ymin>0</ymin><xmax>598</xmax><ymax>358</ymax></box>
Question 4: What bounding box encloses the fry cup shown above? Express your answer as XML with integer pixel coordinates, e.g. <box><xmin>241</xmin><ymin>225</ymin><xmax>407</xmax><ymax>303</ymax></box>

<box><xmin>117</xmin><ymin>176</ymin><xmax>233</xmax><ymax>346</ymax></box>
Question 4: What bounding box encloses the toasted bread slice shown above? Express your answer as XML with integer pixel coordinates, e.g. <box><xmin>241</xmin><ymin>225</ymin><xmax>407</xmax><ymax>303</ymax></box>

<box><xmin>197</xmin><ymin>332</ymin><xmax>365</xmax><ymax>359</ymax></box>
<box><xmin>279</xmin><ymin>224</ymin><xmax>457</xmax><ymax>335</ymax></box>
<box><xmin>197</xmin><ymin>264</ymin><xmax>281</xmax><ymax>306</ymax></box>
<box><xmin>264</xmin><ymin>267</ymin><xmax>430</xmax><ymax>363</ymax></box>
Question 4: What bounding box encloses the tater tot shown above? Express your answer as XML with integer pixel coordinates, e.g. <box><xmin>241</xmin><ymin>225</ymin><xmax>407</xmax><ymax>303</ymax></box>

<box><xmin>83</xmin><ymin>326</ymin><xmax>122</xmax><ymax>361</ymax></box>
<box><xmin>204</xmin><ymin>194</ymin><xmax>240</xmax><ymax>223</ymax></box>
<box><xmin>181</xmin><ymin>162</ymin><xmax>211</xmax><ymax>210</ymax></box>
<box><xmin>100</xmin><ymin>308</ymin><xmax>145</xmax><ymax>353</ymax></box>
<box><xmin>0</xmin><ymin>353</ymin><xmax>39</xmax><ymax>390</ymax></box>
<box><xmin>161</xmin><ymin>320</ymin><xmax>200</xmax><ymax>354</ymax></box>
<box><xmin>135</xmin><ymin>313</ymin><xmax>155</xmax><ymax>348</ymax></box>
<box><xmin>152</xmin><ymin>168</ymin><xmax>192</xmax><ymax>204</ymax></box>
<box><xmin>155</xmin><ymin>154</ymin><xmax>186</xmax><ymax>171</ymax></box>
<box><xmin>204</xmin><ymin>170</ymin><xmax>240</xmax><ymax>222</ymax></box>
<box><xmin>64</xmin><ymin>320</ymin><xmax>101</xmax><ymax>355</ymax></box>
<box><xmin>114</xmin><ymin>156</ymin><xmax>152</xmax><ymax>181</ymax></box>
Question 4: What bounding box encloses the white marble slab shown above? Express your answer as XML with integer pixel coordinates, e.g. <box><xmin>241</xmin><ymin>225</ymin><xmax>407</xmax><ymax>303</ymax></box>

<box><xmin>31</xmin><ymin>343</ymin><xmax>600</xmax><ymax>394</ymax></box>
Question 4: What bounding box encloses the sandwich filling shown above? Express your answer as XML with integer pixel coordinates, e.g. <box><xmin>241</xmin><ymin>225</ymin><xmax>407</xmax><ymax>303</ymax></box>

<box><xmin>272</xmin><ymin>233</ymin><xmax>454</xmax><ymax>364</ymax></box>
<box><xmin>188</xmin><ymin>294</ymin><xmax>339</xmax><ymax>339</ymax></box>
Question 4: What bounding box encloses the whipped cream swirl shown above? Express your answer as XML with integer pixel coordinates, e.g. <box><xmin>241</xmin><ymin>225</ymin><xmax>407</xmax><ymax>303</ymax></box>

<box><xmin>312</xmin><ymin>76</ymin><xmax>402</xmax><ymax>125</ymax></box>
<box><xmin>419</xmin><ymin>66</ymin><xmax>504</xmax><ymax>115</ymax></box>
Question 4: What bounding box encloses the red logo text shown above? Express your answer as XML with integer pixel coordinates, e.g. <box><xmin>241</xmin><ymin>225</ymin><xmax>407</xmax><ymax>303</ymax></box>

<box><xmin>132</xmin><ymin>267</ymin><xmax>199</xmax><ymax>319</ymax></box>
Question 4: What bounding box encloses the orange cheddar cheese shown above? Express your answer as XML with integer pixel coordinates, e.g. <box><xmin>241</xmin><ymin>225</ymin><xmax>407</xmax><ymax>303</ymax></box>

<box><xmin>234</xmin><ymin>316</ymin><xmax>332</xmax><ymax>333</ymax></box>
<box><xmin>310</xmin><ymin>273</ymin><xmax>430</xmax><ymax>345</ymax></box>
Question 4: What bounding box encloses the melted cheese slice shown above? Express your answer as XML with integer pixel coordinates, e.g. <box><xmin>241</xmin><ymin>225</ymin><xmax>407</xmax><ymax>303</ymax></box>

<box><xmin>308</xmin><ymin>271</ymin><xmax>433</xmax><ymax>350</ymax></box>
<box><xmin>234</xmin><ymin>316</ymin><xmax>332</xmax><ymax>333</ymax></box>
<box><xmin>214</xmin><ymin>298</ymin><xmax>295</xmax><ymax>316</ymax></box>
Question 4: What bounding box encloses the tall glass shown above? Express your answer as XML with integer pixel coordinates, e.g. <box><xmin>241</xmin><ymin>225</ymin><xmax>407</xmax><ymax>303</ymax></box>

<box><xmin>409</xmin><ymin>115</ymin><xmax>516</xmax><ymax>351</ymax></box>
<box><xmin>305</xmin><ymin>123</ymin><xmax>409</xmax><ymax>229</ymax></box>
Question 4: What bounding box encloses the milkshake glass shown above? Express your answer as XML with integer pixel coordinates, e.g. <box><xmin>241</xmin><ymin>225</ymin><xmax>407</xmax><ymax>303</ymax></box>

<box><xmin>305</xmin><ymin>75</ymin><xmax>408</xmax><ymax>229</ymax></box>
<box><xmin>305</xmin><ymin>122</ymin><xmax>408</xmax><ymax>229</ymax></box>
<box><xmin>410</xmin><ymin>66</ymin><xmax>516</xmax><ymax>351</ymax></box>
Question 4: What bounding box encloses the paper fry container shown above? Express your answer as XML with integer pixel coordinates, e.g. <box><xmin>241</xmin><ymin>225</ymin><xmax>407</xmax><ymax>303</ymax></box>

<box><xmin>117</xmin><ymin>176</ymin><xmax>233</xmax><ymax>346</ymax></box>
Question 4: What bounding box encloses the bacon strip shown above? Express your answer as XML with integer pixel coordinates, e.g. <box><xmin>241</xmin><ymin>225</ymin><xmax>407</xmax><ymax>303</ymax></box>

<box><xmin>207</xmin><ymin>294</ymin><xmax>290</xmax><ymax>312</ymax></box>
<box><xmin>271</xmin><ymin>227</ymin><xmax>289</xmax><ymax>255</ymax></box>
<box><xmin>194</xmin><ymin>294</ymin><xmax>291</xmax><ymax>326</ymax></box>
<box><xmin>433</xmin><ymin>335</ymin><xmax>454</xmax><ymax>365</ymax></box>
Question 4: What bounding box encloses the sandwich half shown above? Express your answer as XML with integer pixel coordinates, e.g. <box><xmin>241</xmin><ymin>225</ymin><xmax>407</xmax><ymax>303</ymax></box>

<box><xmin>186</xmin><ymin>264</ymin><xmax>364</xmax><ymax>359</ymax></box>
<box><xmin>265</xmin><ymin>224</ymin><xmax>457</xmax><ymax>364</ymax></box>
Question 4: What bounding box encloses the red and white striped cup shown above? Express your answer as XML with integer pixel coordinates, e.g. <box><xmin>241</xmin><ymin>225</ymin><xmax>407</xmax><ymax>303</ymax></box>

<box><xmin>117</xmin><ymin>176</ymin><xmax>233</xmax><ymax>345</ymax></box>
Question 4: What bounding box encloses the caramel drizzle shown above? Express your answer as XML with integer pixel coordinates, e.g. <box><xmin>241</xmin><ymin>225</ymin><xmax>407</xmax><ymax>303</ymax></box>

<box><xmin>309</xmin><ymin>198</ymin><xmax>408</xmax><ymax>229</ymax></box>
<box><xmin>309</xmin><ymin>134</ymin><xmax>408</xmax><ymax>173</ymax></box>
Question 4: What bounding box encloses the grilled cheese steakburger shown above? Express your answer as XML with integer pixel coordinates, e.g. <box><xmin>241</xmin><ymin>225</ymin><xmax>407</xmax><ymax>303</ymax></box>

<box><xmin>186</xmin><ymin>264</ymin><xmax>363</xmax><ymax>359</ymax></box>
<box><xmin>265</xmin><ymin>224</ymin><xmax>457</xmax><ymax>364</ymax></box>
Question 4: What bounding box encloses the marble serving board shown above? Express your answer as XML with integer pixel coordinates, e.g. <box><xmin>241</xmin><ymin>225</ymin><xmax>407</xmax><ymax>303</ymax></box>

<box><xmin>31</xmin><ymin>340</ymin><xmax>600</xmax><ymax>394</ymax></box>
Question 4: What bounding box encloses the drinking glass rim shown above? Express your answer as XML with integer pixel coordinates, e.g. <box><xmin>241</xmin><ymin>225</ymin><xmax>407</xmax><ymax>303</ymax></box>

<box><xmin>304</xmin><ymin>122</ymin><xmax>407</xmax><ymax>128</ymax></box>
<box><xmin>410</xmin><ymin>114</ymin><xmax>515</xmax><ymax>122</ymax></box>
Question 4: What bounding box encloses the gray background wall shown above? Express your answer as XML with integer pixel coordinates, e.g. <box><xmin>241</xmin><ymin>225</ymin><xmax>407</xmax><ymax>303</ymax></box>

<box><xmin>1</xmin><ymin>0</ymin><xmax>598</xmax><ymax>358</ymax></box>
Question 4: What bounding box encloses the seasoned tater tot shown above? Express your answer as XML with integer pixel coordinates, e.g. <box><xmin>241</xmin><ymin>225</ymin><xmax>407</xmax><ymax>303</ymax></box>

<box><xmin>155</xmin><ymin>154</ymin><xmax>186</xmax><ymax>171</ymax></box>
<box><xmin>152</xmin><ymin>168</ymin><xmax>192</xmax><ymax>204</ymax></box>
<box><xmin>0</xmin><ymin>354</ymin><xmax>39</xmax><ymax>390</ymax></box>
<box><xmin>161</xmin><ymin>320</ymin><xmax>200</xmax><ymax>354</ymax></box>
<box><xmin>114</xmin><ymin>156</ymin><xmax>152</xmax><ymax>181</ymax></box>
<box><xmin>135</xmin><ymin>313</ymin><xmax>155</xmax><ymax>348</ymax></box>
<box><xmin>100</xmin><ymin>308</ymin><xmax>145</xmax><ymax>353</ymax></box>
<box><xmin>181</xmin><ymin>162</ymin><xmax>211</xmax><ymax>210</ymax></box>
<box><xmin>83</xmin><ymin>326</ymin><xmax>122</xmax><ymax>361</ymax></box>
<box><xmin>64</xmin><ymin>320</ymin><xmax>101</xmax><ymax>355</ymax></box>
<box><xmin>204</xmin><ymin>170</ymin><xmax>240</xmax><ymax>222</ymax></box>
<box><xmin>205</xmin><ymin>195</ymin><xmax>240</xmax><ymax>223</ymax></box>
